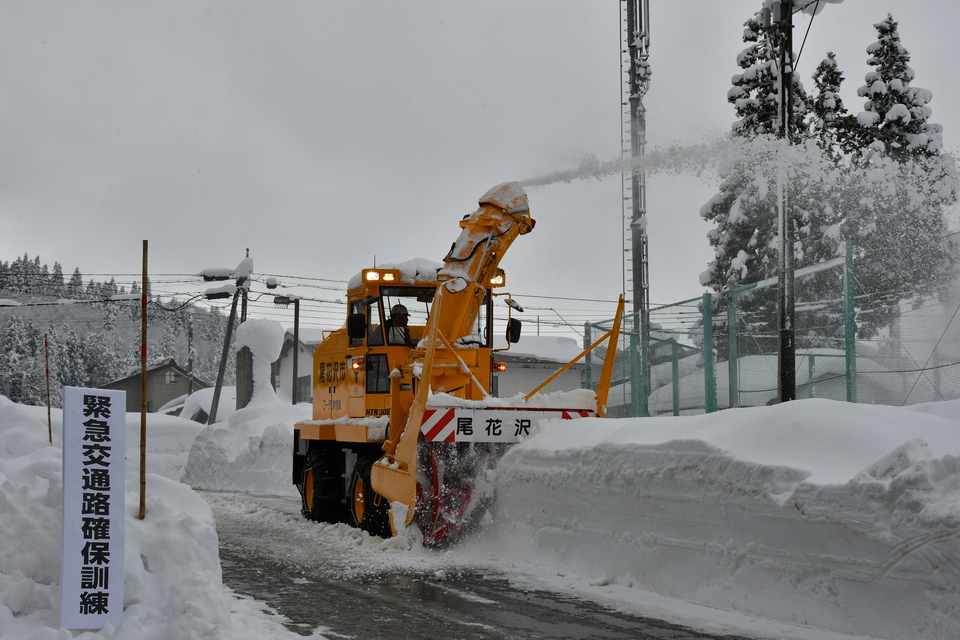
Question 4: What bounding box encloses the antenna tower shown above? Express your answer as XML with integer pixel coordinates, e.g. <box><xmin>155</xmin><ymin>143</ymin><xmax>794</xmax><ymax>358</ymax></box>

<box><xmin>621</xmin><ymin>0</ymin><xmax>651</xmax><ymax>413</ymax></box>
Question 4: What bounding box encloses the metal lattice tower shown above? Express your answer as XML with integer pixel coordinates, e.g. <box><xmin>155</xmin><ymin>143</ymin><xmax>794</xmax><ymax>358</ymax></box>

<box><xmin>621</xmin><ymin>0</ymin><xmax>650</xmax><ymax>313</ymax></box>
<box><xmin>621</xmin><ymin>0</ymin><xmax>652</xmax><ymax>412</ymax></box>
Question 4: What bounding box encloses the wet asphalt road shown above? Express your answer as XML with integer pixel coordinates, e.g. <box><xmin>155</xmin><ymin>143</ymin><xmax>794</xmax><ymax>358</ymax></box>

<box><xmin>209</xmin><ymin>493</ymin><xmax>757</xmax><ymax>640</ymax></box>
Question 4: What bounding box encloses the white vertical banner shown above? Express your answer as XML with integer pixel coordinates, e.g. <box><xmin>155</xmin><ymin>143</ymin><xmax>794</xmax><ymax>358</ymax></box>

<box><xmin>60</xmin><ymin>387</ymin><xmax>126</xmax><ymax>630</ymax></box>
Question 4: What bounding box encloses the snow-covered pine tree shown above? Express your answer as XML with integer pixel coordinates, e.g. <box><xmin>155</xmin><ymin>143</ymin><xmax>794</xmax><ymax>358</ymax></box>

<box><xmin>843</xmin><ymin>14</ymin><xmax>959</xmax><ymax>337</ymax></box>
<box><xmin>38</xmin><ymin>263</ymin><xmax>51</xmax><ymax>296</ymax></box>
<box><xmin>700</xmin><ymin>12</ymin><xmax>812</xmax><ymax>354</ymax></box>
<box><xmin>810</xmin><ymin>52</ymin><xmax>855</xmax><ymax>157</ymax></box>
<box><xmin>854</xmin><ymin>14</ymin><xmax>940</xmax><ymax>160</ymax></box>
<box><xmin>0</xmin><ymin>317</ymin><xmax>44</xmax><ymax>404</ymax></box>
<box><xmin>0</xmin><ymin>316</ymin><xmax>27</xmax><ymax>402</ymax></box>
<box><xmin>9</xmin><ymin>255</ymin><xmax>30</xmax><ymax>294</ymax></box>
<box><xmin>50</xmin><ymin>262</ymin><xmax>65</xmax><ymax>297</ymax></box>
<box><xmin>725</xmin><ymin>14</ymin><xmax>808</xmax><ymax>141</ymax></box>
<box><xmin>66</xmin><ymin>267</ymin><xmax>84</xmax><ymax>299</ymax></box>
<box><xmin>787</xmin><ymin>51</ymin><xmax>859</xmax><ymax>347</ymax></box>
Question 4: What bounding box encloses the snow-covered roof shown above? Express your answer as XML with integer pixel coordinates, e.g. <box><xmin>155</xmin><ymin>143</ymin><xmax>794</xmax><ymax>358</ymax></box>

<box><xmin>493</xmin><ymin>335</ymin><xmax>584</xmax><ymax>364</ymax></box>
<box><xmin>104</xmin><ymin>357</ymin><xmax>210</xmax><ymax>388</ymax></box>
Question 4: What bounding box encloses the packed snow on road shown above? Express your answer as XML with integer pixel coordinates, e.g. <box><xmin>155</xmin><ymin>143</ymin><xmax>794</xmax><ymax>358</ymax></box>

<box><xmin>2</xmin><ymin>385</ymin><xmax>959</xmax><ymax>639</ymax></box>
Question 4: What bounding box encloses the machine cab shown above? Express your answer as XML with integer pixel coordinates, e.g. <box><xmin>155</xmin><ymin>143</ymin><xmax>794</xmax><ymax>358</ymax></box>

<box><xmin>314</xmin><ymin>267</ymin><xmax>494</xmax><ymax>426</ymax></box>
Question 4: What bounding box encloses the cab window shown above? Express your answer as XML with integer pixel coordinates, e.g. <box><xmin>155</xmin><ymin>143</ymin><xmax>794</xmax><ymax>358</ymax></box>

<box><xmin>380</xmin><ymin>287</ymin><xmax>435</xmax><ymax>345</ymax></box>
<box><xmin>367</xmin><ymin>299</ymin><xmax>384</xmax><ymax>346</ymax></box>
<box><xmin>366</xmin><ymin>354</ymin><xmax>390</xmax><ymax>393</ymax></box>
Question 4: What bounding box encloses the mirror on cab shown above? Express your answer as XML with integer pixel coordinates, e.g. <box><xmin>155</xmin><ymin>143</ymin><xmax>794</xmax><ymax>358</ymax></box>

<box><xmin>347</xmin><ymin>313</ymin><xmax>366</xmax><ymax>340</ymax></box>
<box><xmin>506</xmin><ymin>318</ymin><xmax>522</xmax><ymax>344</ymax></box>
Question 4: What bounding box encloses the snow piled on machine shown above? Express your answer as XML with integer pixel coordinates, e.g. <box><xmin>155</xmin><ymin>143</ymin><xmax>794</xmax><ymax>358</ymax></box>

<box><xmin>0</xmin><ymin>396</ymin><xmax>307</xmax><ymax>640</ymax></box>
<box><xmin>346</xmin><ymin>257</ymin><xmax>442</xmax><ymax>290</ymax></box>
<box><xmin>485</xmin><ymin>398</ymin><xmax>960</xmax><ymax>640</ymax></box>
<box><xmin>427</xmin><ymin>388</ymin><xmax>597</xmax><ymax>411</ymax></box>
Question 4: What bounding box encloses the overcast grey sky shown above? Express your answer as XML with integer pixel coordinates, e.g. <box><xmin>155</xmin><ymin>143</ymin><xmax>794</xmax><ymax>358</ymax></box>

<box><xmin>2</xmin><ymin>1</ymin><xmax>958</xmax><ymax>330</ymax></box>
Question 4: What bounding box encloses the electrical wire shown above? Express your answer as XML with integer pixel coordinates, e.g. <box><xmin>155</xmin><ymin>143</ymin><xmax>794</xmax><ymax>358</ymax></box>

<box><xmin>792</xmin><ymin>0</ymin><xmax>820</xmax><ymax>69</ymax></box>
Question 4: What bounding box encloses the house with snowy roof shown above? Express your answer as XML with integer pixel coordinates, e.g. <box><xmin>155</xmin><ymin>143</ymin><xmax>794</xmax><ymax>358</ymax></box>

<box><xmin>101</xmin><ymin>357</ymin><xmax>210</xmax><ymax>413</ymax></box>
<box><xmin>272</xmin><ymin>327</ymin><xmax>326</xmax><ymax>404</ymax></box>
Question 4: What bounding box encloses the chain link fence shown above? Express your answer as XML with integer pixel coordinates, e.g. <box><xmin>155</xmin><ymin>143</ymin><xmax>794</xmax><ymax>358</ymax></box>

<box><xmin>585</xmin><ymin>249</ymin><xmax>960</xmax><ymax>416</ymax></box>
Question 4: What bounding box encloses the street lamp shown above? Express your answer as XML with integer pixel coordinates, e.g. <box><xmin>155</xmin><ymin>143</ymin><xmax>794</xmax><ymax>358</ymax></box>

<box><xmin>274</xmin><ymin>294</ymin><xmax>301</xmax><ymax>405</ymax></box>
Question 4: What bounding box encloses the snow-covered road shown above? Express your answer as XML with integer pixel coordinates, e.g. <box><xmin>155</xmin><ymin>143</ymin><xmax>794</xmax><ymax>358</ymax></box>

<box><xmin>206</xmin><ymin>491</ymin><xmax>756</xmax><ymax>640</ymax></box>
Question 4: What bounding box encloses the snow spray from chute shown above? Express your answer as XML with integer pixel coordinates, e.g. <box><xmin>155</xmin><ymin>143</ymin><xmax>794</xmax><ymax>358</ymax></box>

<box><xmin>518</xmin><ymin>137</ymin><xmax>734</xmax><ymax>188</ymax></box>
<box><xmin>521</xmin><ymin>134</ymin><xmax>960</xmax><ymax>224</ymax></box>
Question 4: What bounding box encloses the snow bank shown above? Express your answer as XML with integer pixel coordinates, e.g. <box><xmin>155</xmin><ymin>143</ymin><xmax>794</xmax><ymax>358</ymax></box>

<box><xmin>488</xmin><ymin>398</ymin><xmax>960</xmax><ymax>640</ymax></box>
<box><xmin>13</xmin><ymin>402</ymin><xmax>206</xmax><ymax>483</ymax></box>
<box><xmin>183</xmin><ymin>319</ymin><xmax>306</xmax><ymax>495</ymax></box>
<box><xmin>0</xmin><ymin>396</ymin><xmax>306</xmax><ymax>639</ymax></box>
<box><xmin>183</xmin><ymin>404</ymin><xmax>309</xmax><ymax>496</ymax></box>
<box><xmin>179</xmin><ymin>386</ymin><xmax>237</xmax><ymax>424</ymax></box>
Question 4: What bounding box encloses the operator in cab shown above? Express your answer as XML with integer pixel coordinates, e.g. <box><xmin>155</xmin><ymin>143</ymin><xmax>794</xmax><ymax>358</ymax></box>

<box><xmin>386</xmin><ymin>304</ymin><xmax>416</xmax><ymax>347</ymax></box>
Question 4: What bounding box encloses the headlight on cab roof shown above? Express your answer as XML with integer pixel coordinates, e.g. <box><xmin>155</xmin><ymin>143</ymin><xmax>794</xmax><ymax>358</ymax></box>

<box><xmin>363</xmin><ymin>269</ymin><xmax>401</xmax><ymax>283</ymax></box>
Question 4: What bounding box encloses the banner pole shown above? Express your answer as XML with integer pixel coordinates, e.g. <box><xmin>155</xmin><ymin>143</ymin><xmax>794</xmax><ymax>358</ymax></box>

<box><xmin>139</xmin><ymin>240</ymin><xmax>148</xmax><ymax>520</ymax></box>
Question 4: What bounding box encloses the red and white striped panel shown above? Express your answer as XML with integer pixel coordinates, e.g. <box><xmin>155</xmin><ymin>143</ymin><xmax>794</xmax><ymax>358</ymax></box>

<box><xmin>421</xmin><ymin>408</ymin><xmax>457</xmax><ymax>442</ymax></box>
<box><xmin>420</xmin><ymin>408</ymin><xmax>595</xmax><ymax>443</ymax></box>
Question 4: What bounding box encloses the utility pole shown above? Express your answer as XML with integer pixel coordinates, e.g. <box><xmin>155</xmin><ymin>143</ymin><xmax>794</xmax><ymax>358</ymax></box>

<box><xmin>768</xmin><ymin>0</ymin><xmax>797</xmax><ymax>402</ymax></box>
<box><xmin>139</xmin><ymin>239</ymin><xmax>148</xmax><ymax>520</ymax></box>
<box><xmin>203</xmin><ymin>251</ymin><xmax>252</xmax><ymax>424</ymax></box>
<box><xmin>186</xmin><ymin>313</ymin><xmax>195</xmax><ymax>395</ymax></box>
<box><xmin>623</xmin><ymin>0</ymin><xmax>652</xmax><ymax>415</ymax></box>
<box><xmin>208</xmin><ymin>288</ymin><xmax>240</xmax><ymax>425</ymax></box>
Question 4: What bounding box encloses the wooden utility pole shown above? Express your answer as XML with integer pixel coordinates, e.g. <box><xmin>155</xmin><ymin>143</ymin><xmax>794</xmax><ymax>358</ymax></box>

<box><xmin>139</xmin><ymin>240</ymin><xmax>148</xmax><ymax>520</ymax></box>
<box><xmin>208</xmin><ymin>288</ymin><xmax>240</xmax><ymax>425</ymax></box>
<box><xmin>774</xmin><ymin>0</ymin><xmax>796</xmax><ymax>402</ymax></box>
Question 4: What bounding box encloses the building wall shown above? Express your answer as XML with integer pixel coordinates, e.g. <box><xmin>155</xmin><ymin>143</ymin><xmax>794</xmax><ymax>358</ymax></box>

<box><xmin>493</xmin><ymin>363</ymin><xmax>582</xmax><ymax>398</ymax></box>
<box><xmin>105</xmin><ymin>368</ymin><xmax>195</xmax><ymax>413</ymax></box>
<box><xmin>275</xmin><ymin>343</ymin><xmax>316</xmax><ymax>404</ymax></box>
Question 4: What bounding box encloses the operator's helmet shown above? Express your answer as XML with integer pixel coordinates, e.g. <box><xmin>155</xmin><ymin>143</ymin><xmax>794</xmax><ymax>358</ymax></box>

<box><xmin>391</xmin><ymin>304</ymin><xmax>408</xmax><ymax>316</ymax></box>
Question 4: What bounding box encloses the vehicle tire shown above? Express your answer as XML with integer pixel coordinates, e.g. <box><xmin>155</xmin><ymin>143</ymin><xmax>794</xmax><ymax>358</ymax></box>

<box><xmin>346</xmin><ymin>456</ymin><xmax>392</xmax><ymax>538</ymax></box>
<box><xmin>301</xmin><ymin>467</ymin><xmax>324</xmax><ymax>521</ymax></box>
<box><xmin>299</xmin><ymin>448</ymin><xmax>344</xmax><ymax>523</ymax></box>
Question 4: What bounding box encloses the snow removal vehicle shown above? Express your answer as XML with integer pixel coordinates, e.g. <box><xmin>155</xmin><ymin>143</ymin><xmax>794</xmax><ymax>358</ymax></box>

<box><xmin>293</xmin><ymin>182</ymin><xmax>624</xmax><ymax>546</ymax></box>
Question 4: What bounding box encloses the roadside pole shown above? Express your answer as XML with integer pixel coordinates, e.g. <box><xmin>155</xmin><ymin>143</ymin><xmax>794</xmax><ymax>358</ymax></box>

<box><xmin>139</xmin><ymin>240</ymin><xmax>148</xmax><ymax>520</ymax></box>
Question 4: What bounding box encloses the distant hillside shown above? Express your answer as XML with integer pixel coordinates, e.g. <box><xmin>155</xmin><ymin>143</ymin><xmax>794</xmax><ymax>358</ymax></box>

<box><xmin>0</xmin><ymin>253</ymin><xmax>231</xmax><ymax>407</ymax></box>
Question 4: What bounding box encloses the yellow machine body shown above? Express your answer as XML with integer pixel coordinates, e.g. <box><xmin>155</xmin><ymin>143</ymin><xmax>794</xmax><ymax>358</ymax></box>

<box><xmin>292</xmin><ymin>182</ymin><xmax>621</xmax><ymax>544</ymax></box>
